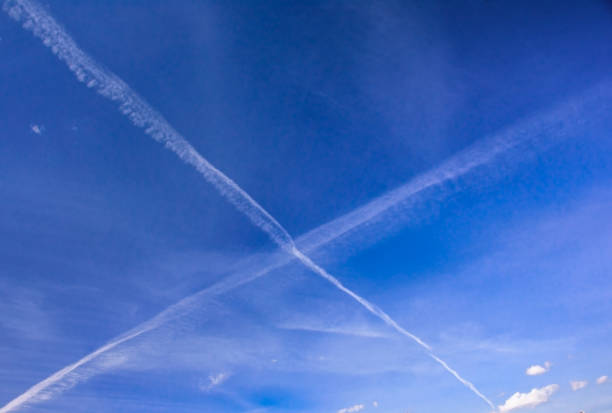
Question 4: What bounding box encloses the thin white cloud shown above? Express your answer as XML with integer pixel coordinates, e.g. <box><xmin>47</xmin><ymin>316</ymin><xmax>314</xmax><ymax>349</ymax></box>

<box><xmin>0</xmin><ymin>282</ymin><xmax>56</xmax><ymax>341</ymax></box>
<box><xmin>338</xmin><ymin>404</ymin><xmax>365</xmax><ymax>413</ymax></box>
<box><xmin>570</xmin><ymin>380</ymin><xmax>588</xmax><ymax>391</ymax></box>
<box><xmin>372</xmin><ymin>401</ymin><xmax>378</xmax><ymax>408</ymax></box>
<box><xmin>30</xmin><ymin>124</ymin><xmax>43</xmax><ymax>134</ymax></box>
<box><xmin>498</xmin><ymin>384</ymin><xmax>559</xmax><ymax>412</ymax></box>
<box><xmin>199</xmin><ymin>372</ymin><xmax>230</xmax><ymax>392</ymax></box>
<box><xmin>278</xmin><ymin>320</ymin><xmax>389</xmax><ymax>338</ymax></box>
<box><xmin>526</xmin><ymin>361</ymin><xmax>551</xmax><ymax>376</ymax></box>
<box><xmin>596</xmin><ymin>375</ymin><xmax>608</xmax><ymax>384</ymax></box>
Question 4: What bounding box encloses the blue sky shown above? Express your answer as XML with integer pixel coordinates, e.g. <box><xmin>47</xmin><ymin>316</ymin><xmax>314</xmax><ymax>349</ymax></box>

<box><xmin>1</xmin><ymin>0</ymin><xmax>612</xmax><ymax>412</ymax></box>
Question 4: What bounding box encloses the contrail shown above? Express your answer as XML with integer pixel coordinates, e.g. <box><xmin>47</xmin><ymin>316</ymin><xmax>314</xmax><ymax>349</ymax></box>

<box><xmin>35</xmin><ymin>67</ymin><xmax>605</xmax><ymax>403</ymax></box>
<box><xmin>5</xmin><ymin>0</ymin><xmax>608</xmax><ymax>411</ymax></box>
<box><xmin>2</xmin><ymin>0</ymin><xmax>295</xmax><ymax>253</ymax></box>
<box><xmin>0</xmin><ymin>259</ymin><xmax>285</xmax><ymax>413</ymax></box>
<box><xmin>295</xmin><ymin>95</ymin><xmax>602</xmax><ymax>256</ymax></box>
<box><xmin>290</xmin><ymin>249</ymin><xmax>498</xmax><ymax>407</ymax></box>
<box><xmin>291</xmin><ymin>248</ymin><xmax>431</xmax><ymax>349</ymax></box>
<box><xmin>44</xmin><ymin>69</ymin><xmax>602</xmax><ymax>406</ymax></box>
<box><xmin>2</xmin><ymin>0</ymin><xmax>497</xmax><ymax>410</ymax></box>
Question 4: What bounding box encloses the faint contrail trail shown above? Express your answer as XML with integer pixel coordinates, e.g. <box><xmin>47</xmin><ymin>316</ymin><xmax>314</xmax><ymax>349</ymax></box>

<box><xmin>1</xmin><ymin>0</ymin><xmax>496</xmax><ymax>410</ymax></box>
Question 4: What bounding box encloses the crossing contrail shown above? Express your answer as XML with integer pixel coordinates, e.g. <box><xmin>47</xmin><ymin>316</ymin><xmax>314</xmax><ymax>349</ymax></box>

<box><xmin>1</xmin><ymin>0</ymin><xmax>438</xmax><ymax>353</ymax></box>
<box><xmin>2</xmin><ymin>0</ymin><xmax>498</xmax><ymax>410</ymax></box>
<box><xmin>9</xmin><ymin>72</ymin><xmax>599</xmax><ymax>409</ymax></box>
<box><xmin>4</xmin><ymin>0</ymin><xmax>609</xmax><ymax>411</ymax></box>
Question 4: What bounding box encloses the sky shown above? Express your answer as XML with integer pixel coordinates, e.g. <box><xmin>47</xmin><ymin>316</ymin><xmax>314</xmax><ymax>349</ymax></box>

<box><xmin>1</xmin><ymin>0</ymin><xmax>612</xmax><ymax>412</ymax></box>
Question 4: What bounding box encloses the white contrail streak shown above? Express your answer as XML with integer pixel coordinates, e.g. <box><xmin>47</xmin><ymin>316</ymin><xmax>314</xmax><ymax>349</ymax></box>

<box><xmin>0</xmin><ymin>260</ymin><xmax>284</xmax><ymax>413</ymax></box>
<box><xmin>295</xmin><ymin>94</ymin><xmax>602</xmax><ymax>256</ymax></box>
<box><xmin>2</xmin><ymin>0</ymin><xmax>295</xmax><ymax>253</ymax></box>
<box><xmin>0</xmin><ymin>329</ymin><xmax>150</xmax><ymax>413</ymax></box>
<box><xmin>6</xmin><ymin>0</ymin><xmax>608</xmax><ymax>411</ymax></box>
<box><xmin>43</xmin><ymin>69</ymin><xmax>606</xmax><ymax>399</ymax></box>
<box><xmin>2</xmin><ymin>0</ymin><xmax>497</xmax><ymax>410</ymax></box>
<box><xmin>290</xmin><ymin>248</ymin><xmax>431</xmax><ymax>349</ymax></box>
<box><xmin>0</xmin><ymin>0</ymin><xmax>435</xmax><ymax>356</ymax></box>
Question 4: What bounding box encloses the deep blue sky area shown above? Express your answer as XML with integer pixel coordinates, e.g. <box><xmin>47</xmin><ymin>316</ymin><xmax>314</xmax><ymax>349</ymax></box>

<box><xmin>1</xmin><ymin>1</ymin><xmax>612</xmax><ymax>412</ymax></box>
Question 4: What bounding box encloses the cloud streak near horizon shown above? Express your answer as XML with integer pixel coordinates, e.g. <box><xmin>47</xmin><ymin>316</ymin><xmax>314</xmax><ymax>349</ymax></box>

<box><xmin>0</xmin><ymin>0</ymin><xmax>497</xmax><ymax>410</ymax></box>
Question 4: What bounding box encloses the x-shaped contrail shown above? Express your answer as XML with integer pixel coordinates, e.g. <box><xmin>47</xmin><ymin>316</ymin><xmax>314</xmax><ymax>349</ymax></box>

<box><xmin>3</xmin><ymin>0</ymin><xmax>610</xmax><ymax>411</ymax></box>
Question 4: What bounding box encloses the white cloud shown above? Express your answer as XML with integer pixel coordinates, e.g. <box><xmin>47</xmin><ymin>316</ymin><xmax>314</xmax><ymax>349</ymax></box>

<box><xmin>372</xmin><ymin>401</ymin><xmax>378</xmax><ymax>408</ymax></box>
<box><xmin>525</xmin><ymin>361</ymin><xmax>551</xmax><ymax>376</ymax></box>
<box><xmin>30</xmin><ymin>124</ymin><xmax>44</xmax><ymax>135</ymax></box>
<box><xmin>338</xmin><ymin>404</ymin><xmax>365</xmax><ymax>413</ymax></box>
<box><xmin>498</xmin><ymin>384</ymin><xmax>559</xmax><ymax>412</ymax></box>
<box><xmin>570</xmin><ymin>380</ymin><xmax>588</xmax><ymax>391</ymax></box>
<box><xmin>596</xmin><ymin>375</ymin><xmax>608</xmax><ymax>385</ymax></box>
<box><xmin>199</xmin><ymin>372</ymin><xmax>230</xmax><ymax>392</ymax></box>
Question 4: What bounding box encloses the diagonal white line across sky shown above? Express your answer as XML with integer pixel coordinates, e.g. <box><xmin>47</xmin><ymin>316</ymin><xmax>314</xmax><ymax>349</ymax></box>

<box><xmin>0</xmin><ymin>1</ymin><xmax>496</xmax><ymax>409</ymax></box>
<box><xmin>3</xmin><ymin>0</ymin><xmax>611</xmax><ymax>411</ymax></box>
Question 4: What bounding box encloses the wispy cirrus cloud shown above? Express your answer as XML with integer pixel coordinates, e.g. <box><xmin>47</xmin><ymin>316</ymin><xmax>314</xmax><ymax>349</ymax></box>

<box><xmin>570</xmin><ymin>380</ymin><xmax>588</xmax><ymax>391</ymax></box>
<box><xmin>337</xmin><ymin>404</ymin><xmax>365</xmax><ymax>413</ymax></box>
<box><xmin>278</xmin><ymin>323</ymin><xmax>388</xmax><ymax>338</ymax></box>
<box><xmin>277</xmin><ymin>312</ymin><xmax>390</xmax><ymax>339</ymax></box>
<box><xmin>199</xmin><ymin>372</ymin><xmax>231</xmax><ymax>392</ymax></box>
<box><xmin>0</xmin><ymin>281</ymin><xmax>55</xmax><ymax>341</ymax></box>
